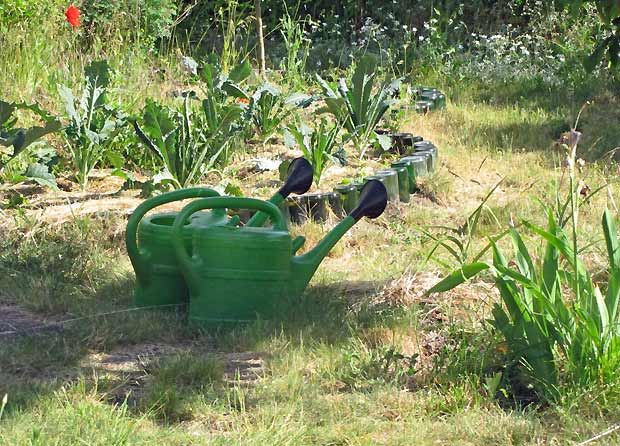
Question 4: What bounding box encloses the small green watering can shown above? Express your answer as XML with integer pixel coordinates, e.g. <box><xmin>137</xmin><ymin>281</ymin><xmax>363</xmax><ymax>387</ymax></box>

<box><xmin>125</xmin><ymin>158</ymin><xmax>313</xmax><ymax>309</ymax></box>
<box><xmin>171</xmin><ymin>180</ymin><xmax>388</xmax><ymax>326</ymax></box>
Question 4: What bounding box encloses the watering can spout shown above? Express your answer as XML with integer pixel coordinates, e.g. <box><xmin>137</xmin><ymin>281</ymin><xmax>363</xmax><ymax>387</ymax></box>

<box><xmin>290</xmin><ymin>180</ymin><xmax>388</xmax><ymax>296</ymax></box>
<box><xmin>246</xmin><ymin>157</ymin><xmax>313</xmax><ymax>227</ymax></box>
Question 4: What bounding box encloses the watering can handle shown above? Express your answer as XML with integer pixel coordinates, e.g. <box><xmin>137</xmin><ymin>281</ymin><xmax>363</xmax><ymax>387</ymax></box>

<box><xmin>172</xmin><ymin>197</ymin><xmax>286</xmax><ymax>275</ymax></box>
<box><xmin>125</xmin><ymin>188</ymin><xmax>220</xmax><ymax>281</ymax></box>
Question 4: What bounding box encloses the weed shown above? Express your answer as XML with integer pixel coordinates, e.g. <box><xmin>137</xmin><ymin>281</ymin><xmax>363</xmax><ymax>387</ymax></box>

<box><xmin>279</xmin><ymin>5</ymin><xmax>312</xmax><ymax>89</ymax></box>
<box><xmin>428</xmin><ymin>148</ymin><xmax>620</xmax><ymax>404</ymax></box>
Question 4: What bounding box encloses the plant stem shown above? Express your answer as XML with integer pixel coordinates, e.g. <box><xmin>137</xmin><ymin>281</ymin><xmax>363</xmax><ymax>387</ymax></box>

<box><xmin>255</xmin><ymin>0</ymin><xmax>266</xmax><ymax>78</ymax></box>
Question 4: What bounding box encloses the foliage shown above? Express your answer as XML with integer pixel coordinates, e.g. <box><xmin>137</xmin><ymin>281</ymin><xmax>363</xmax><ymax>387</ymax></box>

<box><xmin>12</xmin><ymin>162</ymin><xmax>58</xmax><ymax>190</ymax></box>
<box><xmin>132</xmin><ymin>92</ymin><xmax>242</xmax><ymax>189</ymax></box>
<box><xmin>554</xmin><ymin>0</ymin><xmax>620</xmax><ymax>74</ymax></box>
<box><xmin>421</xmin><ymin>180</ymin><xmax>507</xmax><ymax>270</ymax></box>
<box><xmin>0</xmin><ymin>100</ymin><xmax>60</xmax><ymax>173</ymax></box>
<box><xmin>284</xmin><ymin>118</ymin><xmax>346</xmax><ymax>187</ymax></box>
<box><xmin>428</xmin><ymin>139</ymin><xmax>620</xmax><ymax>403</ymax></box>
<box><xmin>80</xmin><ymin>0</ymin><xmax>177</xmax><ymax>46</ymax></box>
<box><xmin>246</xmin><ymin>83</ymin><xmax>314</xmax><ymax>143</ymax></box>
<box><xmin>279</xmin><ymin>5</ymin><xmax>312</xmax><ymax>88</ymax></box>
<box><xmin>59</xmin><ymin>60</ymin><xmax>125</xmax><ymax>189</ymax></box>
<box><xmin>0</xmin><ymin>0</ymin><xmax>60</xmax><ymax>32</ymax></box>
<box><xmin>201</xmin><ymin>56</ymin><xmax>252</xmax><ymax>98</ymax></box>
<box><xmin>431</xmin><ymin>208</ymin><xmax>620</xmax><ymax>403</ymax></box>
<box><xmin>317</xmin><ymin>55</ymin><xmax>400</xmax><ymax>157</ymax></box>
<box><xmin>200</xmin><ymin>55</ymin><xmax>251</xmax><ymax>135</ymax></box>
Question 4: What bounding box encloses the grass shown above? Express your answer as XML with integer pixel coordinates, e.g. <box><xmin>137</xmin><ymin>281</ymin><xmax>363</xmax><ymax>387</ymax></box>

<box><xmin>3</xmin><ymin>43</ymin><xmax>620</xmax><ymax>444</ymax></box>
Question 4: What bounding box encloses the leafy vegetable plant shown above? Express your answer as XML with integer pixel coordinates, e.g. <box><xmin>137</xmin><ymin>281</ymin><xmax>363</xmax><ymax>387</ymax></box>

<box><xmin>284</xmin><ymin>118</ymin><xmax>347</xmax><ymax>187</ymax></box>
<box><xmin>317</xmin><ymin>55</ymin><xmax>401</xmax><ymax>158</ymax></box>
<box><xmin>247</xmin><ymin>83</ymin><xmax>314</xmax><ymax>143</ymax></box>
<box><xmin>200</xmin><ymin>55</ymin><xmax>252</xmax><ymax>100</ymax></box>
<box><xmin>132</xmin><ymin>91</ymin><xmax>242</xmax><ymax>189</ymax></box>
<box><xmin>0</xmin><ymin>100</ymin><xmax>60</xmax><ymax>172</ymax></box>
<box><xmin>199</xmin><ymin>56</ymin><xmax>257</xmax><ymax>151</ymax></box>
<box><xmin>59</xmin><ymin>60</ymin><xmax>125</xmax><ymax>189</ymax></box>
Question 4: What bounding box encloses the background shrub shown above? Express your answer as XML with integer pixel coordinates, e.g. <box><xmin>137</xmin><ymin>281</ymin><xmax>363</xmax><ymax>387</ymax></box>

<box><xmin>80</xmin><ymin>0</ymin><xmax>177</xmax><ymax>46</ymax></box>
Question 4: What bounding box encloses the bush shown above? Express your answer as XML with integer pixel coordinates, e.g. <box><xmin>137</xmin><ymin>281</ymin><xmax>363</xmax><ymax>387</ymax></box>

<box><xmin>80</xmin><ymin>0</ymin><xmax>177</xmax><ymax>45</ymax></box>
<box><xmin>0</xmin><ymin>0</ymin><xmax>60</xmax><ymax>23</ymax></box>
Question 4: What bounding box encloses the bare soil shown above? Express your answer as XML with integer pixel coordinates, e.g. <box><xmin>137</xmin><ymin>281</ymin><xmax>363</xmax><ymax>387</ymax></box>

<box><xmin>0</xmin><ymin>302</ymin><xmax>63</xmax><ymax>338</ymax></box>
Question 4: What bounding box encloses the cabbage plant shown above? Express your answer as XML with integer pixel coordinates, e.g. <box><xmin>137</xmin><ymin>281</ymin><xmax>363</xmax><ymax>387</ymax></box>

<box><xmin>317</xmin><ymin>55</ymin><xmax>401</xmax><ymax>158</ymax></box>
<box><xmin>132</xmin><ymin>92</ymin><xmax>242</xmax><ymax>189</ymax></box>
<box><xmin>284</xmin><ymin>118</ymin><xmax>347</xmax><ymax>187</ymax></box>
<box><xmin>0</xmin><ymin>101</ymin><xmax>60</xmax><ymax>172</ymax></box>
<box><xmin>59</xmin><ymin>60</ymin><xmax>125</xmax><ymax>190</ymax></box>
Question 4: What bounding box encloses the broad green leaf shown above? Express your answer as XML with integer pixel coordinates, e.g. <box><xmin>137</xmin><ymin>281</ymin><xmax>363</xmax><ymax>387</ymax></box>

<box><xmin>58</xmin><ymin>84</ymin><xmax>80</xmax><ymax>126</ymax></box>
<box><xmin>23</xmin><ymin>163</ymin><xmax>58</xmax><ymax>190</ymax></box>
<box><xmin>84</xmin><ymin>60</ymin><xmax>112</xmax><ymax>89</ymax></box>
<box><xmin>376</xmin><ymin>133</ymin><xmax>392</xmax><ymax>151</ymax></box>
<box><xmin>283</xmin><ymin>128</ymin><xmax>298</xmax><ymax>148</ymax></box>
<box><xmin>285</xmin><ymin>92</ymin><xmax>316</xmax><ymax>108</ymax></box>
<box><xmin>0</xmin><ymin>100</ymin><xmax>16</xmax><ymax>126</ymax></box>
<box><xmin>221</xmin><ymin>81</ymin><xmax>249</xmax><ymax>100</ymax></box>
<box><xmin>315</xmin><ymin>74</ymin><xmax>337</xmax><ymax>98</ymax></box>
<box><xmin>0</xmin><ymin>101</ymin><xmax>60</xmax><ymax>170</ymax></box>
<box><xmin>584</xmin><ymin>36</ymin><xmax>612</xmax><ymax>72</ymax></box>
<box><xmin>139</xmin><ymin>100</ymin><xmax>177</xmax><ymax>162</ymax></box>
<box><xmin>510</xmin><ymin>228</ymin><xmax>536</xmax><ymax>280</ymax></box>
<box><xmin>351</xmin><ymin>55</ymin><xmax>377</xmax><ymax>124</ymax></box>
<box><xmin>201</xmin><ymin>63</ymin><xmax>215</xmax><ymax>90</ymax></box>
<box><xmin>603</xmin><ymin>209</ymin><xmax>620</xmax><ymax>269</ymax></box>
<box><xmin>228</xmin><ymin>59</ymin><xmax>251</xmax><ymax>83</ymax></box>
<box><xmin>542</xmin><ymin>210</ymin><xmax>560</xmax><ymax>294</ymax></box>
<box><xmin>425</xmin><ymin>262</ymin><xmax>490</xmax><ymax>295</ymax></box>
<box><xmin>14</xmin><ymin>101</ymin><xmax>58</xmax><ymax>122</ymax></box>
<box><xmin>595</xmin><ymin>285</ymin><xmax>610</xmax><ymax>334</ymax></box>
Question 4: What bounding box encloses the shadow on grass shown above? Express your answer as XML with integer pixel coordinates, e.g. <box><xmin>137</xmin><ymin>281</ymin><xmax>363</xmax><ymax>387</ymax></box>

<box><xmin>209</xmin><ymin>279</ymin><xmax>400</xmax><ymax>353</ymax></box>
<box><xmin>472</xmin><ymin>117</ymin><xmax>567</xmax><ymax>153</ymax></box>
<box><xmin>0</xmin><ymin>276</ymin><xmax>399</xmax><ymax>418</ymax></box>
<box><xmin>445</xmin><ymin>78</ymin><xmax>620</xmax><ymax>160</ymax></box>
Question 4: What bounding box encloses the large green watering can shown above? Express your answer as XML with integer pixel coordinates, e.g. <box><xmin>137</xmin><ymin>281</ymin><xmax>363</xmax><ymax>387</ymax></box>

<box><xmin>125</xmin><ymin>158</ymin><xmax>314</xmax><ymax>309</ymax></box>
<box><xmin>171</xmin><ymin>180</ymin><xmax>388</xmax><ymax>326</ymax></box>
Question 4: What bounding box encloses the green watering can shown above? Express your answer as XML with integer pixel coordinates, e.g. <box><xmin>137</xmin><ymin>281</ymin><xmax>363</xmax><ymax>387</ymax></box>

<box><xmin>171</xmin><ymin>180</ymin><xmax>388</xmax><ymax>326</ymax></box>
<box><xmin>125</xmin><ymin>158</ymin><xmax>314</xmax><ymax>309</ymax></box>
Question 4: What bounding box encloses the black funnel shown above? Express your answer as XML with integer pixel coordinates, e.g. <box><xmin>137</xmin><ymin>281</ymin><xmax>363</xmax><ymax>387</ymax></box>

<box><xmin>349</xmin><ymin>180</ymin><xmax>388</xmax><ymax>221</ymax></box>
<box><xmin>278</xmin><ymin>157</ymin><xmax>313</xmax><ymax>198</ymax></box>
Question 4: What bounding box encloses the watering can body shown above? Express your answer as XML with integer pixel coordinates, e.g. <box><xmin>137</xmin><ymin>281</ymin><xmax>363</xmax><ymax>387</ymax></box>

<box><xmin>172</xmin><ymin>180</ymin><xmax>388</xmax><ymax>327</ymax></box>
<box><xmin>183</xmin><ymin>224</ymin><xmax>293</xmax><ymax>323</ymax></box>
<box><xmin>126</xmin><ymin>188</ymin><xmax>225</xmax><ymax>309</ymax></box>
<box><xmin>125</xmin><ymin>158</ymin><xmax>314</xmax><ymax>309</ymax></box>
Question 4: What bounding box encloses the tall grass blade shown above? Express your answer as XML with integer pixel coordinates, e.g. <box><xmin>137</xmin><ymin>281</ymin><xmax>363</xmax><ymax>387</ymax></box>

<box><xmin>426</xmin><ymin>262</ymin><xmax>490</xmax><ymax>295</ymax></box>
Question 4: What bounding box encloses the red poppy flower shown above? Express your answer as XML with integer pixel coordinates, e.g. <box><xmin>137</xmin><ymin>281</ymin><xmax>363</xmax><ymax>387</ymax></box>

<box><xmin>65</xmin><ymin>5</ymin><xmax>81</xmax><ymax>28</ymax></box>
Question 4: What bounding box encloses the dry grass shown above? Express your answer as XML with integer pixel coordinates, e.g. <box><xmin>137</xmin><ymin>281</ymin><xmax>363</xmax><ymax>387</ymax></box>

<box><xmin>2</xmin><ymin>90</ymin><xmax>620</xmax><ymax>445</ymax></box>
